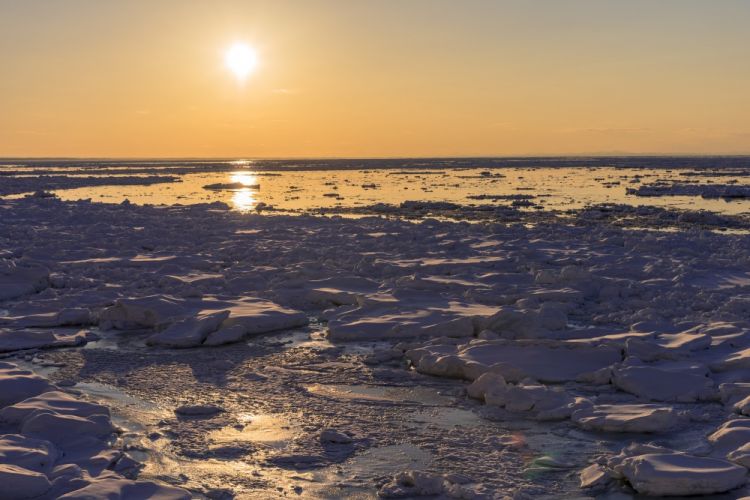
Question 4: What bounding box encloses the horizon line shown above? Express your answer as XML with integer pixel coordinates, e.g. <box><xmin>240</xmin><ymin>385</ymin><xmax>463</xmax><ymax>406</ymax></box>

<box><xmin>3</xmin><ymin>153</ymin><xmax>750</xmax><ymax>161</ymax></box>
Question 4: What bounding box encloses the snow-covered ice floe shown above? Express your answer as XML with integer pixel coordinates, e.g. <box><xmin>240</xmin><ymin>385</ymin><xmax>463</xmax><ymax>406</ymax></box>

<box><xmin>99</xmin><ymin>296</ymin><xmax>308</xmax><ymax>348</ymax></box>
<box><xmin>629</xmin><ymin>182</ymin><xmax>750</xmax><ymax>199</ymax></box>
<box><xmin>0</xmin><ymin>361</ymin><xmax>189</xmax><ymax>499</ymax></box>
<box><xmin>0</xmin><ymin>192</ymin><xmax>749</xmax><ymax>497</ymax></box>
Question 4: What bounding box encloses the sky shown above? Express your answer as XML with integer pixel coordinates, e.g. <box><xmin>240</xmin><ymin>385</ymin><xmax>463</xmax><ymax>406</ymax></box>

<box><xmin>1</xmin><ymin>0</ymin><xmax>749</xmax><ymax>158</ymax></box>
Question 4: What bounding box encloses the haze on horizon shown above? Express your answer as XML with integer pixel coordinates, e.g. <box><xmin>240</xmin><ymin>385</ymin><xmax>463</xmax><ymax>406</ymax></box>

<box><xmin>1</xmin><ymin>0</ymin><xmax>749</xmax><ymax>158</ymax></box>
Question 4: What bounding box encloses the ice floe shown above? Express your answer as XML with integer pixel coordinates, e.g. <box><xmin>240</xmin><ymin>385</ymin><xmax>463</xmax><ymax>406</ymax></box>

<box><xmin>571</xmin><ymin>404</ymin><xmax>683</xmax><ymax>433</ymax></box>
<box><xmin>0</xmin><ymin>362</ymin><xmax>189</xmax><ymax>498</ymax></box>
<box><xmin>610</xmin><ymin>447</ymin><xmax>748</xmax><ymax>496</ymax></box>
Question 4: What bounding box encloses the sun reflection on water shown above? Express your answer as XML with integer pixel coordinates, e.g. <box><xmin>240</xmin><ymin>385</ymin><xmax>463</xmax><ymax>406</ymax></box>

<box><xmin>229</xmin><ymin>171</ymin><xmax>259</xmax><ymax>211</ymax></box>
<box><xmin>230</xmin><ymin>171</ymin><xmax>258</xmax><ymax>186</ymax></box>
<box><xmin>232</xmin><ymin>188</ymin><xmax>256</xmax><ymax>211</ymax></box>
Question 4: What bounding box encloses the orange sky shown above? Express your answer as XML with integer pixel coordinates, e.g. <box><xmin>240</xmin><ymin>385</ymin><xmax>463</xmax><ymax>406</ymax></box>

<box><xmin>1</xmin><ymin>0</ymin><xmax>749</xmax><ymax>157</ymax></box>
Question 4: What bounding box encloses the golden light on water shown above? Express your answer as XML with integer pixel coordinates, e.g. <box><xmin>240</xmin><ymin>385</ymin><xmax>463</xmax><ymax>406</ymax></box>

<box><xmin>224</xmin><ymin>43</ymin><xmax>258</xmax><ymax>80</ymax></box>
<box><xmin>232</xmin><ymin>188</ymin><xmax>256</xmax><ymax>211</ymax></box>
<box><xmin>230</xmin><ymin>172</ymin><xmax>259</xmax><ymax>210</ymax></box>
<box><xmin>230</xmin><ymin>172</ymin><xmax>258</xmax><ymax>187</ymax></box>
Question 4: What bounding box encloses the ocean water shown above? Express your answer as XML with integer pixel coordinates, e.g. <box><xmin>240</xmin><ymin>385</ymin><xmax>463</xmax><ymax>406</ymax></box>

<box><xmin>1</xmin><ymin>157</ymin><xmax>749</xmax><ymax>215</ymax></box>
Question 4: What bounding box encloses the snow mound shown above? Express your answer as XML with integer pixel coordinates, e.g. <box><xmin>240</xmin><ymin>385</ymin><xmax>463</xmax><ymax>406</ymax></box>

<box><xmin>708</xmin><ymin>419</ymin><xmax>750</xmax><ymax>456</ymax></box>
<box><xmin>0</xmin><ymin>390</ymin><xmax>110</xmax><ymax>424</ymax></box>
<box><xmin>327</xmin><ymin>304</ymin><xmax>485</xmax><ymax>342</ymax></box>
<box><xmin>0</xmin><ymin>364</ymin><xmax>55</xmax><ymax>407</ymax></box>
<box><xmin>204</xmin><ymin>299</ymin><xmax>308</xmax><ymax>346</ymax></box>
<box><xmin>407</xmin><ymin>339</ymin><xmax>620</xmax><ymax>383</ymax></box>
<box><xmin>0</xmin><ymin>329</ymin><xmax>88</xmax><ymax>353</ymax></box>
<box><xmin>0</xmin><ymin>263</ymin><xmax>49</xmax><ymax>302</ymax></box>
<box><xmin>0</xmin><ymin>362</ymin><xmax>189</xmax><ymax>498</ymax></box>
<box><xmin>99</xmin><ymin>295</ymin><xmax>188</xmax><ymax>330</ymax></box>
<box><xmin>611</xmin><ymin>360</ymin><xmax>716</xmax><ymax>402</ymax></box>
<box><xmin>614</xmin><ymin>452</ymin><xmax>747</xmax><ymax>496</ymax></box>
<box><xmin>0</xmin><ymin>463</ymin><xmax>52</xmax><ymax>500</ymax></box>
<box><xmin>101</xmin><ymin>296</ymin><xmax>308</xmax><ymax>347</ymax></box>
<box><xmin>146</xmin><ymin>310</ymin><xmax>230</xmax><ymax>348</ymax></box>
<box><xmin>571</xmin><ymin>404</ymin><xmax>682</xmax><ymax>433</ymax></box>
<box><xmin>0</xmin><ymin>434</ymin><xmax>57</xmax><ymax>474</ymax></box>
<box><xmin>303</xmin><ymin>276</ymin><xmax>381</xmax><ymax>306</ymax></box>
<box><xmin>57</xmin><ymin>475</ymin><xmax>190</xmax><ymax>500</ymax></box>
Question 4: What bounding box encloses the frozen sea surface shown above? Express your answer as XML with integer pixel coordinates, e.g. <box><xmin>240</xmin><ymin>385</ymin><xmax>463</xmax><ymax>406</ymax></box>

<box><xmin>0</xmin><ymin>158</ymin><xmax>749</xmax><ymax>498</ymax></box>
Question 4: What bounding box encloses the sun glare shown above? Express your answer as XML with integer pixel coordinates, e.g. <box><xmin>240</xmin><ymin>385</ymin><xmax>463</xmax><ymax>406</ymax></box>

<box><xmin>225</xmin><ymin>43</ymin><xmax>258</xmax><ymax>80</ymax></box>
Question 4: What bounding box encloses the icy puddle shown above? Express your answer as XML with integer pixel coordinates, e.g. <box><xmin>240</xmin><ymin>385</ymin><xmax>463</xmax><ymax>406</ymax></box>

<box><xmin>305</xmin><ymin>383</ymin><xmax>453</xmax><ymax>405</ymax></box>
<box><xmin>306</xmin><ymin>383</ymin><xmax>482</xmax><ymax>429</ymax></box>
<box><xmin>74</xmin><ymin>381</ymin><xmax>168</xmax><ymax>429</ymax></box>
<box><xmin>208</xmin><ymin>413</ymin><xmax>299</xmax><ymax>449</ymax></box>
<box><xmin>72</xmin><ymin>379</ymin><xmax>439</xmax><ymax>498</ymax></box>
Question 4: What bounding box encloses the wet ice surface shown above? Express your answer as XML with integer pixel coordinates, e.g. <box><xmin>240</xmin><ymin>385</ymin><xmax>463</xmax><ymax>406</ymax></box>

<box><xmin>0</xmin><ymin>160</ymin><xmax>750</xmax><ymax>498</ymax></box>
<box><xmin>2</xmin><ymin>157</ymin><xmax>750</xmax><ymax>216</ymax></box>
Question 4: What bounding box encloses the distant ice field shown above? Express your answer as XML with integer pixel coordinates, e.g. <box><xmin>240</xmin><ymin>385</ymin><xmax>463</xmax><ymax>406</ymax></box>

<box><xmin>1</xmin><ymin>157</ymin><xmax>749</xmax><ymax>215</ymax></box>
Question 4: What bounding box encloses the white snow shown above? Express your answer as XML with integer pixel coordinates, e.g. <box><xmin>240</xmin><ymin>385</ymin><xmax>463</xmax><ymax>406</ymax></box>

<box><xmin>611</xmin><ymin>360</ymin><xmax>717</xmax><ymax>402</ymax></box>
<box><xmin>614</xmin><ymin>452</ymin><xmax>747</xmax><ymax>496</ymax></box>
<box><xmin>0</xmin><ymin>464</ymin><xmax>53</xmax><ymax>500</ymax></box>
<box><xmin>146</xmin><ymin>310</ymin><xmax>230</xmax><ymax>348</ymax></box>
<box><xmin>571</xmin><ymin>404</ymin><xmax>683</xmax><ymax>433</ymax></box>
<box><xmin>0</xmin><ymin>263</ymin><xmax>48</xmax><ymax>301</ymax></box>
<box><xmin>0</xmin><ymin>362</ymin><xmax>189</xmax><ymax>498</ymax></box>
<box><xmin>406</xmin><ymin>339</ymin><xmax>620</xmax><ymax>383</ymax></box>
<box><xmin>0</xmin><ymin>329</ymin><xmax>88</xmax><ymax>353</ymax></box>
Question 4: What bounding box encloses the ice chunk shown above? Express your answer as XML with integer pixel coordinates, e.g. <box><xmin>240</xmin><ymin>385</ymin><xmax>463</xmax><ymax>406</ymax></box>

<box><xmin>611</xmin><ymin>362</ymin><xmax>716</xmax><ymax>402</ymax></box>
<box><xmin>174</xmin><ymin>404</ymin><xmax>223</xmax><ymax>416</ymax></box>
<box><xmin>0</xmin><ymin>308</ymin><xmax>92</xmax><ymax>328</ymax></box>
<box><xmin>146</xmin><ymin>310</ymin><xmax>229</xmax><ymax>348</ymax></box>
<box><xmin>0</xmin><ymin>364</ymin><xmax>54</xmax><ymax>407</ymax></box>
<box><xmin>459</xmin><ymin>340</ymin><xmax>621</xmax><ymax>383</ymax></box>
<box><xmin>328</xmin><ymin>309</ymin><xmax>476</xmax><ymax>342</ymax></box>
<box><xmin>710</xmin><ymin>347</ymin><xmax>750</xmax><ymax>372</ymax></box>
<box><xmin>21</xmin><ymin>412</ymin><xmax>115</xmax><ymax>444</ymax></box>
<box><xmin>377</xmin><ymin>470</ymin><xmax>445</xmax><ymax>498</ymax></box>
<box><xmin>0</xmin><ymin>390</ymin><xmax>109</xmax><ymax>424</ymax></box>
<box><xmin>203</xmin><ymin>323</ymin><xmax>247</xmax><ymax>346</ymax></box>
<box><xmin>99</xmin><ymin>295</ymin><xmax>188</xmax><ymax>330</ymax></box>
<box><xmin>720</xmin><ymin>383</ymin><xmax>750</xmax><ymax>406</ymax></box>
<box><xmin>484</xmin><ymin>383</ymin><xmax>575</xmax><ymax>419</ymax></box>
<box><xmin>0</xmin><ymin>434</ymin><xmax>57</xmax><ymax>474</ymax></box>
<box><xmin>579</xmin><ymin>463</ymin><xmax>611</xmax><ymax>490</ymax></box>
<box><xmin>0</xmin><ymin>263</ymin><xmax>48</xmax><ymax>302</ymax></box>
<box><xmin>203</xmin><ymin>300</ymin><xmax>308</xmax><ymax>346</ymax></box>
<box><xmin>615</xmin><ymin>453</ymin><xmax>747</xmax><ymax>496</ymax></box>
<box><xmin>0</xmin><ymin>464</ymin><xmax>52</xmax><ymax>500</ymax></box>
<box><xmin>319</xmin><ymin>429</ymin><xmax>352</xmax><ymax>444</ymax></box>
<box><xmin>728</xmin><ymin>443</ymin><xmax>750</xmax><ymax>468</ymax></box>
<box><xmin>572</xmin><ymin>404</ymin><xmax>682</xmax><ymax>433</ymax></box>
<box><xmin>735</xmin><ymin>395</ymin><xmax>750</xmax><ymax>416</ymax></box>
<box><xmin>466</xmin><ymin>372</ymin><xmax>507</xmax><ymax>400</ymax></box>
<box><xmin>58</xmin><ymin>477</ymin><xmax>190</xmax><ymax>500</ymax></box>
<box><xmin>0</xmin><ymin>329</ymin><xmax>87</xmax><ymax>353</ymax></box>
<box><xmin>708</xmin><ymin>419</ymin><xmax>750</xmax><ymax>455</ymax></box>
<box><xmin>305</xmin><ymin>276</ymin><xmax>380</xmax><ymax>306</ymax></box>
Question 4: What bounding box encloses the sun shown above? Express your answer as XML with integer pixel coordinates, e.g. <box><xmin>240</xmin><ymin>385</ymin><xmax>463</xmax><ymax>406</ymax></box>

<box><xmin>225</xmin><ymin>43</ymin><xmax>258</xmax><ymax>80</ymax></box>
